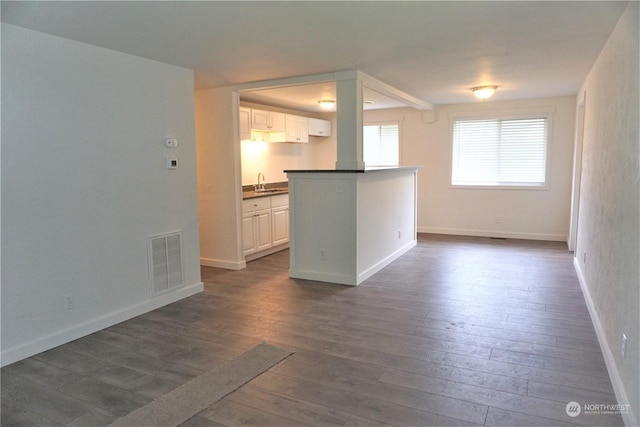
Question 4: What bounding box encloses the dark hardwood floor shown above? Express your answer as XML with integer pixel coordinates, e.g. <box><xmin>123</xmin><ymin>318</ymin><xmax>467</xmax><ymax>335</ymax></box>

<box><xmin>2</xmin><ymin>234</ymin><xmax>624</xmax><ymax>426</ymax></box>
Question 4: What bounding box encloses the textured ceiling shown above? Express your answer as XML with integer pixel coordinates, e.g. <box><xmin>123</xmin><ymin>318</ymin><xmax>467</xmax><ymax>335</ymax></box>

<box><xmin>1</xmin><ymin>1</ymin><xmax>628</xmax><ymax>109</ymax></box>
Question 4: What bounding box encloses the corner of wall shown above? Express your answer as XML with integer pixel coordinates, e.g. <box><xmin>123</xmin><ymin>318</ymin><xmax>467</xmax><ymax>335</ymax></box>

<box><xmin>574</xmin><ymin>259</ymin><xmax>638</xmax><ymax>427</ymax></box>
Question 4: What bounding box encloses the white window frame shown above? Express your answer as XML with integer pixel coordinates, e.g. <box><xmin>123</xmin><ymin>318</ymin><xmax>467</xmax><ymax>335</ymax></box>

<box><xmin>363</xmin><ymin>121</ymin><xmax>401</xmax><ymax>167</ymax></box>
<box><xmin>449</xmin><ymin>108</ymin><xmax>554</xmax><ymax>190</ymax></box>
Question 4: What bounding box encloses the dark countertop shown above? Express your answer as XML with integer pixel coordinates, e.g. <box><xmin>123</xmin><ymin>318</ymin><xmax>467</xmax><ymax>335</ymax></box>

<box><xmin>242</xmin><ymin>188</ymin><xmax>289</xmax><ymax>200</ymax></box>
<box><xmin>242</xmin><ymin>181</ymin><xmax>289</xmax><ymax>199</ymax></box>
<box><xmin>284</xmin><ymin>166</ymin><xmax>422</xmax><ymax>173</ymax></box>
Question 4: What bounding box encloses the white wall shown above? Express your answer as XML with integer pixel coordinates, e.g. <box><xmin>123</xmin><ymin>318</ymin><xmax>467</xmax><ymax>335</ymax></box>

<box><xmin>311</xmin><ymin>116</ymin><xmax>338</xmax><ymax>169</ymax></box>
<box><xmin>574</xmin><ymin>3</ymin><xmax>639</xmax><ymax>425</ymax></box>
<box><xmin>365</xmin><ymin>96</ymin><xmax>576</xmax><ymax>241</ymax></box>
<box><xmin>195</xmin><ymin>88</ymin><xmax>245</xmax><ymax>270</ymax></box>
<box><xmin>241</xmin><ymin>140</ymin><xmax>315</xmax><ymax>186</ymax></box>
<box><xmin>357</xmin><ymin>169</ymin><xmax>418</xmax><ymax>281</ymax></box>
<box><xmin>1</xmin><ymin>24</ymin><xmax>203</xmax><ymax>365</ymax></box>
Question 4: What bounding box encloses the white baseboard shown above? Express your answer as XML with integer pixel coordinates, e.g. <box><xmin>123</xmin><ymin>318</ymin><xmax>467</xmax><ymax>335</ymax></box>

<box><xmin>418</xmin><ymin>226</ymin><xmax>566</xmax><ymax>242</ymax></box>
<box><xmin>289</xmin><ymin>240</ymin><xmax>417</xmax><ymax>287</ymax></box>
<box><xmin>574</xmin><ymin>259</ymin><xmax>636</xmax><ymax>427</ymax></box>
<box><xmin>201</xmin><ymin>257</ymin><xmax>246</xmax><ymax>270</ymax></box>
<box><xmin>245</xmin><ymin>243</ymin><xmax>289</xmax><ymax>263</ymax></box>
<box><xmin>1</xmin><ymin>282</ymin><xmax>204</xmax><ymax>367</ymax></box>
<box><xmin>357</xmin><ymin>240</ymin><xmax>417</xmax><ymax>285</ymax></box>
<box><xmin>289</xmin><ymin>269</ymin><xmax>356</xmax><ymax>286</ymax></box>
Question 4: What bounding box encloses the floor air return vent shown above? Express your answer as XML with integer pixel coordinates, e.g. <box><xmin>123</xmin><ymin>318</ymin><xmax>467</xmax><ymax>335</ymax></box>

<box><xmin>149</xmin><ymin>232</ymin><xmax>183</xmax><ymax>296</ymax></box>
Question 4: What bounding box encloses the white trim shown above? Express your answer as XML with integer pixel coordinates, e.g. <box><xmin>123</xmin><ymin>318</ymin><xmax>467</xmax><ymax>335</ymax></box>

<box><xmin>357</xmin><ymin>240</ymin><xmax>416</xmax><ymax>284</ymax></box>
<box><xmin>568</xmin><ymin>93</ymin><xmax>586</xmax><ymax>252</ymax></box>
<box><xmin>448</xmin><ymin>107</ymin><xmax>556</xmax><ymax>190</ymax></box>
<box><xmin>200</xmin><ymin>257</ymin><xmax>246</xmax><ymax>270</ymax></box>
<box><xmin>244</xmin><ymin>244</ymin><xmax>289</xmax><ymax>263</ymax></box>
<box><xmin>449</xmin><ymin>106</ymin><xmax>557</xmax><ymax>120</ymax></box>
<box><xmin>1</xmin><ymin>282</ymin><xmax>204</xmax><ymax>367</ymax></box>
<box><xmin>574</xmin><ymin>259</ymin><xmax>637</xmax><ymax>427</ymax></box>
<box><xmin>418</xmin><ymin>226</ymin><xmax>566</xmax><ymax>242</ymax></box>
<box><xmin>289</xmin><ymin>241</ymin><xmax>416</xmax><ymax>287</ymax></box>
<box><xmin>289</xmin><ymin>269</ymin><xmax>356</xmax><ymax>286</ymax></box>
<box><xmin>349</xmin><ymin>70</ymin><xmax>433</xmax><ymax>111</ymax></box>
<box><xmin>448</xmin><ymin>184</ymin><xmax>549</xmax><ymax>191</ymax></box>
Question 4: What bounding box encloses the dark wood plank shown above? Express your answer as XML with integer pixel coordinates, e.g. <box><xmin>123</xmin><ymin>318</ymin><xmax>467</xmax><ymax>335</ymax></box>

<box><xmin>1</xmin><ymin>234</ymin><xmax>624</xmax><ymax>426</ymax></box>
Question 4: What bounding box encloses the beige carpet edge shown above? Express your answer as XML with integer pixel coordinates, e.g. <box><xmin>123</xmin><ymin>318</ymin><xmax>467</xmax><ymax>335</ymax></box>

<box><xmin>108</xmin><ymin>342</ymin><xmax>294</xmax><ymax>427</ymax></box>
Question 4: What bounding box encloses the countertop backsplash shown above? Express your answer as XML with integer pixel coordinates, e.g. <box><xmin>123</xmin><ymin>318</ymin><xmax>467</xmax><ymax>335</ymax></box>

<box><xmin>242</xmin><ymin>181</ymin><xmax>288</xmax><ymax>193</ymax></box>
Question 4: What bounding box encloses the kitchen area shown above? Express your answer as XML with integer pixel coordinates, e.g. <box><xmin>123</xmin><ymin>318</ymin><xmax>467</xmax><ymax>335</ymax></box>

<box><xmin>195</xmin><ymin>70</ymin><xmax>428</xmax><ymax>285</ymax></box>
<box><xmin>238</xmin><ymin>102</ymin><xmax>335</xmax><ymax>261</ymax></box>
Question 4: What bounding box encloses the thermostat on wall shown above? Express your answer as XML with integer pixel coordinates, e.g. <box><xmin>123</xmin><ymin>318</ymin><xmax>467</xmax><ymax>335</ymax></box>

<box><xmin>166</xmin><ymin>157</ymin><xmax>178</xmax><ymax>169</ymax></box>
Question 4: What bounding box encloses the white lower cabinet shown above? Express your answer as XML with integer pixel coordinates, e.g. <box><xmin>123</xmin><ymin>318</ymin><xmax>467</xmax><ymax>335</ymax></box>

<box><xmin>242</xmin><ymin>198</ymin><xmax>272</xmax><ymax>256</ymax></box>
<box><xmin>271</xmin><ymin>206</ymin><xmax>289</xmax><ymax>246</ymax></box>
<box><xmin>242</xmin><ymin>194</ymin><xmax>289</xmax><ymax>259</ymax></box>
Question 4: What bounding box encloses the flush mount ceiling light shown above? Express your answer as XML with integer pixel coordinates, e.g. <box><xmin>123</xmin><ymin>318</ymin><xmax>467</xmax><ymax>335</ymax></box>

<box><xmin>318</xmin><ymin>100</ymin><xmax>336</xmax><ymax>110</ymax></box>
<box><xmin>471</xmin><ymin>85</ymin><xmax>498</xmax><ymax>100</ymax></box>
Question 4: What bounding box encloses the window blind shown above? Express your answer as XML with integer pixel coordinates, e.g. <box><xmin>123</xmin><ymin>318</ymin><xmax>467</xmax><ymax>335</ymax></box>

<box><xmin>364</xmin><ymin>123</ymin><xmax>399</xmax><ymax>167</ymax></box>
<box><xmin>452</xmin><ymin>117</ymin><xmax>548</xmax><ymax>186</ymax></box>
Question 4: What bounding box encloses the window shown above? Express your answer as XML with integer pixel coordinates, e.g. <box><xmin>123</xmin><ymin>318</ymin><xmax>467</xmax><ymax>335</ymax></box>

<box><xmin>451</xmin><ymin>116</ymin><xmax>549</xmax><ymax>187</ymax></box>
<box><xmin>364</xmin><ymin>122</ymin><xmax>399</xmax><ymax>167</ymax></box>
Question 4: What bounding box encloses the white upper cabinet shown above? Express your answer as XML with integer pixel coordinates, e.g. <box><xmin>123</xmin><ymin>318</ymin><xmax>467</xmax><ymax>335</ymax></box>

<box><xmin>242</xmin><ymin>106</ymin><xmax>332</xmax><ymax>142</ymax></box>
<box><xmin>308</xmin><ymin>118</ymin><xmax>332</xmax><ymax>137</ymax></box>
<box><xmin>251</xmin><ymin>109</ymin><xmax>286</xmax><ymax>132</ymax></box>
<box><xmin>285</xmin><ymin>115</ymin><xmax>309</xmax><ymax>143</ymax></box>
<box><xmin>239</xmin><ymin>107</ymin><xmax>251</xmax><ymax>140</ymax></box>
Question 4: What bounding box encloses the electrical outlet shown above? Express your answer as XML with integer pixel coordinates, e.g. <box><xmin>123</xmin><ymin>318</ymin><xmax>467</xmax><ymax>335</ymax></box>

<box><xmin>65</xmin><ymin>293</ymin><xmax>75</xmax><ymax>310</ymax></box>
<box><xmin>583</xmin><ymin>252</ymin><xmax>587</xmax><ymax>264</ymax></box>
<box><xmin>320</xmin><ymin>249</ymin><xmax>326</xmax><ymax>261</ymax></box>
<box><xmin>621</xmin><ymin>333</ymin><xmax>627</xmax><ymax>358</ymax></box>
<box><xmin>495</xmin><ymin>216</ymin><xmax>501</xmax><ymax>224</ymax></box>
<box><xmin>398</xmin><ymin>230</ymin><xmax>402</xmax><ymax>239</ymax></box>
<box><xmin>166</xmin><ymin>157</ymin><xmax>178</xmax><ymax>169</ymax></box>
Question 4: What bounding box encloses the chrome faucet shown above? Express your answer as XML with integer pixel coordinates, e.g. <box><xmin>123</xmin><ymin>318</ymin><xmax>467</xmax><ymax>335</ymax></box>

<box><xmin>257</xmin><ymin>172</ymin><xmax>265</xmax><ymax>191</ymax></box>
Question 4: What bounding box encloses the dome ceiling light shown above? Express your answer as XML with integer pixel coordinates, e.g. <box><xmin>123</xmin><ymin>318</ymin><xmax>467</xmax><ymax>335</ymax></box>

<box><xmin>318</xmin><ymin>100</ymin><xmax>336</xmax><ymax>110</ymax></box>
<box><xmin>471</xmin><ymin>85</ymin><xmax>498</xmax><ymax>100</ymax></box>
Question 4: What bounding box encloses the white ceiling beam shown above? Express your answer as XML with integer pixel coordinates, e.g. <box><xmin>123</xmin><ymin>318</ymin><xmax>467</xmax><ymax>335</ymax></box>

<box><xmin>351</xmin><ymin>71</ymin><xmax>434</xmax><ymax>111</ymax></box>
<box><xmin>234</xmin><ymin>70</ymin><xmax>433</xmax><ymax>111</ymax></box>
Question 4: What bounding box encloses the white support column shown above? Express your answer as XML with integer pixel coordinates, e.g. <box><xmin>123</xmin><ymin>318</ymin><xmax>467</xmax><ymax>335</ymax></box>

<box><xmin>335</xmin><ymin>74</ymin><xmax>365</xmax><ymax>170</ymax></box>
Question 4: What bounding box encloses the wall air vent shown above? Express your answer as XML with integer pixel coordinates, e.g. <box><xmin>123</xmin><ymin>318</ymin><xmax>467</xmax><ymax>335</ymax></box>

<box><xmin>149</xmin><ymin>232</ymin><xmax>183</xmax><ymax>296</ymax></box>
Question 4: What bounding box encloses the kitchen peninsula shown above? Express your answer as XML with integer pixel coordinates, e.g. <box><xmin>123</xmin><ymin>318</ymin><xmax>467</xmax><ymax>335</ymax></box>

<box><xmin>286</xmin><ymin>166</ymin><xmax>419</xmax><ymax>286</ymax></box>
<box><xmin>195</xmin><ymin>70</ymin><xmax>431</xmax><ymax>274</ymax></box>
